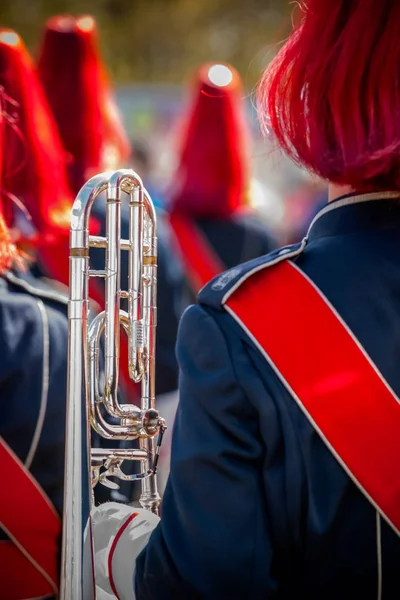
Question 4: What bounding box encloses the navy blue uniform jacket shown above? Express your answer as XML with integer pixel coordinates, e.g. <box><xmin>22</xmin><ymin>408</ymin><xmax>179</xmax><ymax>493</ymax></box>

<box><xmin>135</xmin><ymin>193</ymin><xmax>400</xmax><ymax>599</ymax></box>
<box><xmin>0</xmin><ymin>270</ymin><xmax>68</xmax><ymax>542</ymax></box>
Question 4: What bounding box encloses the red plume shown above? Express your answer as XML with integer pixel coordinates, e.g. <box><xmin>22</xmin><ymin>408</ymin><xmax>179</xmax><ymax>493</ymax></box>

<box><xmin>37</xmin><ymin>15</ymin><xmax>131</xmax><ymax>194</ymax></box>
<box><xmin>0</xmin><ymin>29</ymin><xmax>72</xmax><ymax>242</ymax></box>
<box><xmin>170</xmin><ymin>63</ymin><xmax>250</xmax><ymax>218</ymax></box>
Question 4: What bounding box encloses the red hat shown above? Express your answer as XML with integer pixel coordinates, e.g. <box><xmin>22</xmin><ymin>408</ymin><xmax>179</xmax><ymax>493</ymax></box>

<box><xmin>0</xmin><ymin>29</ymin><xmax>72</xmax><ymax>243</ymax></box>
<box><xmin>37</xmin><ymin>15</ymin><xmax>131</xmax><ymax>194</ymax></box>
<box><xmin>170</xmin><ymin>63</ymin><xmax>250</xmax><ymax>218</ymax></box>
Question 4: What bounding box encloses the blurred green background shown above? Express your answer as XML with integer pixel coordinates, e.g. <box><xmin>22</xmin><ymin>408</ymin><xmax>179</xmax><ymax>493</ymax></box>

<box><xmin>0</xmin><ymin>0</ymin><xmax>291</xmax><ymax>85</ymax></box>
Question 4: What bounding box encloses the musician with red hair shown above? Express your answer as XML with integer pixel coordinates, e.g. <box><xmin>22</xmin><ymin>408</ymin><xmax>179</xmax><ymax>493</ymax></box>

<box><xmin>92</xmin><ymin>0</ymin><xmax>400</xmax><ymax>597</ymax></box>
<box><xmin>0</xmin><ymin>31</ymin><xmax>70</xmax><ymax>599</ymax></box>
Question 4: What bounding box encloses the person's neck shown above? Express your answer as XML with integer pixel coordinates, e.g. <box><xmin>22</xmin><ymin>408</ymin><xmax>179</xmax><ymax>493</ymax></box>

<box><xmin>328</xmin><ymin>184</ymin><xmax>353</xmax><ymax>202</ymax></box>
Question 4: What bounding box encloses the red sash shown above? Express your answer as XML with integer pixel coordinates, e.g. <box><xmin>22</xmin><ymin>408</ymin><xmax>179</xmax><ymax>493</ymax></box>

<box><xmin>168</xmin><ymin>212</ymin><xmax>225</xmax><ymax>293</ymax></box>
<box><xmin>224</xmin><ymin>260</ymin><xmax>400</xmax><ymax>535</ymax></box>
<box><xmin>0</xmin><ymin>437</ymin><xmax>61</xmax><ymax>599</ymax></box>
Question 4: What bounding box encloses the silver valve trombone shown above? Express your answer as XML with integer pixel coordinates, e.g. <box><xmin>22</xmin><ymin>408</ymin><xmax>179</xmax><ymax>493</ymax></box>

<box><xmin>60</xmin><ymin>170</ymin><xmax>166</xmax><ymax>600</ymax></box>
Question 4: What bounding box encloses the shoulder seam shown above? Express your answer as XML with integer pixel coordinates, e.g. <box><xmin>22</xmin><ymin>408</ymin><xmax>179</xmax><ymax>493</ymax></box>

<box><xmin>4</xmin><ymin>272</ymin><xmax>69</xmax><ymax>306</ymax></box>
<box><xmin>221</xmin><ymin>239</ymin><xmax>306</xmax><ymax>305</ymax></box>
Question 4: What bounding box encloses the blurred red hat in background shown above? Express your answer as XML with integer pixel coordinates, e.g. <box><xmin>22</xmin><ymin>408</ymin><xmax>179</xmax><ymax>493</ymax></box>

<box><xmin>0</xmin><ymin>29</ymin><xmax>72</xmax><ymax>243</ymax></box>
<box><xmin>170</xmin><ymin>62</ymin><xmax>250</xmax><ymax>218</ymax></box>
<box><xmin>37</xmin><ymin>15</ymin><xmax>131</xmax><ymax>194</ymax></box>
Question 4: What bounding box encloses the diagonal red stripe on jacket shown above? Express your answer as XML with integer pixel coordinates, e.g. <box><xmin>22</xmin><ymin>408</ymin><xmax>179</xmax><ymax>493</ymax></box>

<box><xmin>225</xmin><ymin>260</ymin><xmax>400</xmax><ymax>535</ymax></box>
<box><xmin>0</xmin><ymin>437</ymin><xmax>61</xmax><ymax>598</ymax></box>
<box><xmin>168</xmin><ymin>212</ymin><xmax>225</xmax><ymax>293</ymax></box>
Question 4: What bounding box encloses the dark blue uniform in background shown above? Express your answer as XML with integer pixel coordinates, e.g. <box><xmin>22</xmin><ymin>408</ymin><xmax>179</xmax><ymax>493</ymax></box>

<box><xmin>0</xmin><ymin>269</ymin><xmax>69</xmax><ymax>599</ymax></box>
<box><xmin>156</xmin><ymin>210</ymin><xmax>276</xmax><ymax>394</ymax></box>
<box><xmin>0</xmin><ymin>270</ymin><xmax>68</xmax><ymax>517</ymax></box>
<box><xmin>135</xmin><ymin>194</ymin><xmax>400</xmax><ymax>599</ymax></box>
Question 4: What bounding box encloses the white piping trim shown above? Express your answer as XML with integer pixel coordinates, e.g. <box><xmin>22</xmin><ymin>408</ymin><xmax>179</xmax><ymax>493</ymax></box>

<box><xmin>221</xmin><ymin>192</ymin><xmax>400</xmax><ymax>304</ymax></box>
<box><xmin>221</xmin><ymin>239</ymin><xmax>307</xmax><ymax>304</ymax></box>
<box><xmin>25</xmin><ymin>301</ymin><xmax>50</xmax><ymax>470</ymax></box>
<box><xmin>0</xmin><ymin>522</ymin><xmax>58</xmax><ymax>594</ymax></box>
<box><xmin>289</xmin><ymin>261</ymin><xmax>400</xmax><ymax>406</ymax></box>
<box><xmin>305</xmin><ymin>191</ymin><xmax>400</xmax><ymax>240</ymax></box>
<box><xmin>224</xmin><ymin>303</ymin><xmax>400</xmax><ymax>538</ymax></box>
<box><xmin>376</xmin><ymin>512</ymin><xmax>383</xmax><ymax>600</ymax></box>
<box><xmin>4</xmin><ymin>271</ymin><xmax>68</xmax><ymax>305</ymax></box>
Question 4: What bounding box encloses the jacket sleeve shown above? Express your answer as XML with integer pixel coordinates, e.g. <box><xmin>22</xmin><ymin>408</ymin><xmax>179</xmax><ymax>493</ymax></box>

<box><xmin>135</xmin><ymin>304</ymin><xmax>277</xmax><ymax>600</ymax></box>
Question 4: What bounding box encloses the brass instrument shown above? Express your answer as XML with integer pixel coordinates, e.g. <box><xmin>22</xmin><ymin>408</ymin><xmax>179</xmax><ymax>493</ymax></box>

<box><xmin>60</xmin><ymin>170</ymin><xmax>165</xmax><ymax>599</ymax></box>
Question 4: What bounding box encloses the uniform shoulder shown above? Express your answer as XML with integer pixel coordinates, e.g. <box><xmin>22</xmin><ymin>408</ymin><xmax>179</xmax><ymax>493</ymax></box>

<box><xmin>0</xmin><ymin>275</ymin><xmax>68</xmax><ymax>371</ymax></box>
<box><xmin>198</xmin><ymin>241</ymin><xmax>305</xmax><ymax>309</ymax></box>
<box><xmin>0</xmin><ymin>284</ymin><xmax>45</xmax><ymax>364</ymax></box>
<box><xmin>4</xmin><ymin>270</ymin><xmax>69</xmax><ymax>307</ymax></box>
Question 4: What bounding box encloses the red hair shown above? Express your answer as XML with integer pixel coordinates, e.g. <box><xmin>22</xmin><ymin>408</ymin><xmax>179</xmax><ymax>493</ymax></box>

<box><xmin>37</xmin><ymin>15</ymin><xmax>131</xmax><ymax>194</ymax></box>
<box><xmin>0</xmin><ymin>29</ymin><xmax>72</xmax><ymax>240</ymax></box>
<box><xmin>170</xmin><ymin>62</ymin><xmax>250</xmax><ymax>218</ymax></box>
<box><xmin>258</xmin><ymin>0</ymin><xmax>400</xmax><ymax>191</ymax></box>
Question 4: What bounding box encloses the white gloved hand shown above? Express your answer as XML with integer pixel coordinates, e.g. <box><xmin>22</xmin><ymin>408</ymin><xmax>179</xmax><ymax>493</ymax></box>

<box><xmin>85</xmin><ymin>502</ymin><xmax>160</xmax><ymax>600</ymax></box>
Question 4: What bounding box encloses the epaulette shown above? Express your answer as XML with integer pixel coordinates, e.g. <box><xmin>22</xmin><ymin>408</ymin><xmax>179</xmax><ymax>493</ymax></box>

<box><xmin>3</xmin><ymin>271</ymin><xmax>69</xmax><ymax>306</ymax></box>
<box><xmin>198</xmin><ymin>240</ymin><xmax>306</xmax><ymax>309</ymax></box>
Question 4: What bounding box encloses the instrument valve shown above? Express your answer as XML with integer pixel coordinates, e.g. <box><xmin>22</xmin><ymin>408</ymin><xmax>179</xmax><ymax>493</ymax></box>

<box><xmin>142</xmin><ymin>408</ymin><xmax>163</xmax><ymax>437</ymax></box>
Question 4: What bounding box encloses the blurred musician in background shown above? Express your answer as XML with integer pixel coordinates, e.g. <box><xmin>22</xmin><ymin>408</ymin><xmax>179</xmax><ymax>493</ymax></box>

<box><xmin>91</xmin><ymin>0</ymin><xmax>400</xmax><ymax>598</ymax></box>
<box><xmin>0</xmin><ymin>30</ymin><xmax>70</xmax><ymax>600</ymax></box>
<box><xmin>35</xmin><ymin>14</ymin><xmax>128</xmax><ymax>290</ymax></box>
<box><xmin>35</xmin><ymin>13</ymin><xmax>130</xmax><ymax>293</ymax></box>
<box><xmin>157</xmin><ymin>62</ymin><xmax>276</xmax><ymax>393</ymax></box>
<box><xmin>36</xmin><ymin>15</ymin><xmax>143</xmax><ymax>407</ymax></box>
<box><xmin>152</xmin><ymin>62</ymin><xmax>276</xmax><ymax>491</ymax></box>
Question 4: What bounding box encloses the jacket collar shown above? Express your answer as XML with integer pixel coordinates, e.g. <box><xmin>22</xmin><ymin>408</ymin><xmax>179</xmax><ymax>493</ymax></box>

<box><xmin>306</xmin><ymin>192</ymin><xmax>400</xmax><ymax>242</ymax></box>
